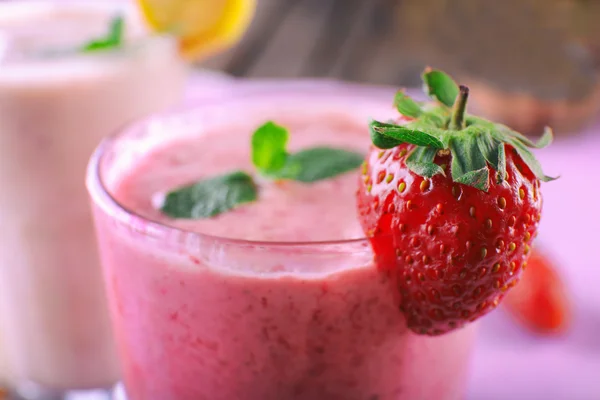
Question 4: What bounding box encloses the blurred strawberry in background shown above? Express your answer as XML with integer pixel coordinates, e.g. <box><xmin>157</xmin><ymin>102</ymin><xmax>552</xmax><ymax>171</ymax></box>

<box><xmin>502</xmin><ymin>249</ymin><xmax>571</xmax><ymax>335</ymax></box>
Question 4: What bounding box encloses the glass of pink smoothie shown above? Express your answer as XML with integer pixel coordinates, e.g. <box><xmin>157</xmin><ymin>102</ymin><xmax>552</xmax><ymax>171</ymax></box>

<box><xmin>87</xmin><ymin>84</ymin><xmax>477</xmax><ymax>400</ymax></box>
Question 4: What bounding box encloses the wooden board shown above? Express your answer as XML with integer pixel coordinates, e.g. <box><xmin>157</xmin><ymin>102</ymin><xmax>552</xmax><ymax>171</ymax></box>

<box><xmin>198</xmin><ymin>0</ymin><xmax>600</xmax><ymax>97</ymax></box>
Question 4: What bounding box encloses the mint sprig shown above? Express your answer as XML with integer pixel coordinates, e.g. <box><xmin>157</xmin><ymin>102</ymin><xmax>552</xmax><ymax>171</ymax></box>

<box><xmin>275</xmin><ymin>147</ymin><xmax>364</xmax><ymax>182</ymax></box>
<box><xmin>251</xmin><ymin>121</ymin><xmax>289</xmax><ymax>176</ymax></box>
<box><xmin>81</xmin><ymin>15</ymin><xmax>125</xmax><ymax>53</ymax></box>
<box><xmin>160</xmin><ymin>121</ymin><xmax>364</xmax><ymax>219</ymax></box>
<box><xmin>160</xmin><ymin>171</ymin><xmax>257</xmax><ymax>219</ymax></box>
<box><xmin>251</xmin><ymin>121</ymin><xmax>364</xmax><ymax>182</ymax></box>
<box><xmin>370</xmin><ymin>69</ymin><xmax>557</xmax><ymax>191</ymax></box>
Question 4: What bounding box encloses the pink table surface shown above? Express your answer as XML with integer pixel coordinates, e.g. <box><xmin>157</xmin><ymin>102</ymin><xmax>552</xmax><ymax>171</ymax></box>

<box><xmin>187</xmin><ymin>72</ymin><xmax>600</xmax><ymax>400</ymax></box>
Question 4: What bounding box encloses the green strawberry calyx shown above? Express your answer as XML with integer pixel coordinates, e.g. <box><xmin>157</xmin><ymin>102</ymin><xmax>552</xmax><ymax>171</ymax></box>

<box><xmin>369</xmin><ymin>68</ymin><xmax>557</xmax><ymax>192</ymax></box>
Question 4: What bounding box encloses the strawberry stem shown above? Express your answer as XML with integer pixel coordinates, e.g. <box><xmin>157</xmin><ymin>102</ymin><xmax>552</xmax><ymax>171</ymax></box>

<box><xmin>449</xmin><ymin>85</ymin><xmax>469</xmax><ymax>130</ymax></box>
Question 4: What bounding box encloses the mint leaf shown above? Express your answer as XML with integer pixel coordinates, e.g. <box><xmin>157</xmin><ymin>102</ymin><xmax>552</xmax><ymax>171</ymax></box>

<box><xmin>251</xmin><ymin>122</ymin><xmax>363</xmax><ymax>182</ymax></box>
<box><xmin>422</xmin><ymin>69</ymin><xmax>459</xmax><ymax>107</ymax></box>
<box><xmin>251</xmin><ymin>121</ymin><xmax>289</xmax><ymax>175</ymax></box>
<box><xmin>81</xmin><ymin>15</ymin><xmax>125</xmax><ymax>53</ymax></box>
<box><xmin>394</xmin><ymin>91</ymin><xmax>422</xmax><ymax>118</ymax></box>
<box><xmin>161</xmin><ymin>171</ymin><xmax>257</xmax><ymax>219</ymax></box>
<box><xmin>370</xmin><ymin>120</ymin><xmax>445</xmax><ymax>149</ymax></box>
<box><xmin>275</xmin><ymin>147</ymin><xmax>363</xmax><ymax>183</ymax></box>
<box><xmin>160</xmin><ymin>121</ymin><xmax>365</xmax><ymax>220</ymax></box>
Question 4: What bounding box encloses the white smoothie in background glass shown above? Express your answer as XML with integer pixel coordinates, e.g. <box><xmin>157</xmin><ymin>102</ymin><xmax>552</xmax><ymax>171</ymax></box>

<box><xmin>0</xmin><ymin>0</ymin><xmax>187</xmax><ymax>398</ymax></box>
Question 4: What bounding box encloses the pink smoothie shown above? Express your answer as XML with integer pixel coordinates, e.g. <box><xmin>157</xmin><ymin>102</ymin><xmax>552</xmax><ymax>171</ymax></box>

<box><xmin>89</xmin><ymin>89</ymin><xmax>476</xmax><ymax>400</ymax></box>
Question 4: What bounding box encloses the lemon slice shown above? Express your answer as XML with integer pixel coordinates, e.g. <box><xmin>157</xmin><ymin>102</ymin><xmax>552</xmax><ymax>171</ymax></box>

<box><xmin>136</xmin><ymin>0</ymin><xmax>256</xmax><ymax>60</ymax></box>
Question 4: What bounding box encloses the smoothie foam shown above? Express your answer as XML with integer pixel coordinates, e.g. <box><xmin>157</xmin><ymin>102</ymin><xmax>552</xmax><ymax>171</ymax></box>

<box><xmin>89</xmin><ymin>88</ymin><xmax>476</xmax><ymax>400</ymax></box>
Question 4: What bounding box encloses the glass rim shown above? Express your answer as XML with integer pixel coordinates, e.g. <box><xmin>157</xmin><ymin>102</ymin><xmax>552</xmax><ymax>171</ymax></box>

<box><xmin>86</xmin><ymin>80</ymin><xmax>399</xmax><ymax>250</ymax></box>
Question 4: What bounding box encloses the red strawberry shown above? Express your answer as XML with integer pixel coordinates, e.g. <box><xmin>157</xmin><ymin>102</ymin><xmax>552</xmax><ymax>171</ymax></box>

<box><xmin>357</xmin><ymin>69</ymin><xmax>556</xmax><ymax>335</ymax></box>
<box><xmin>502</xmin><ymin>249</ymin><xmax>571</xmax><ymax>334</ymax></box>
